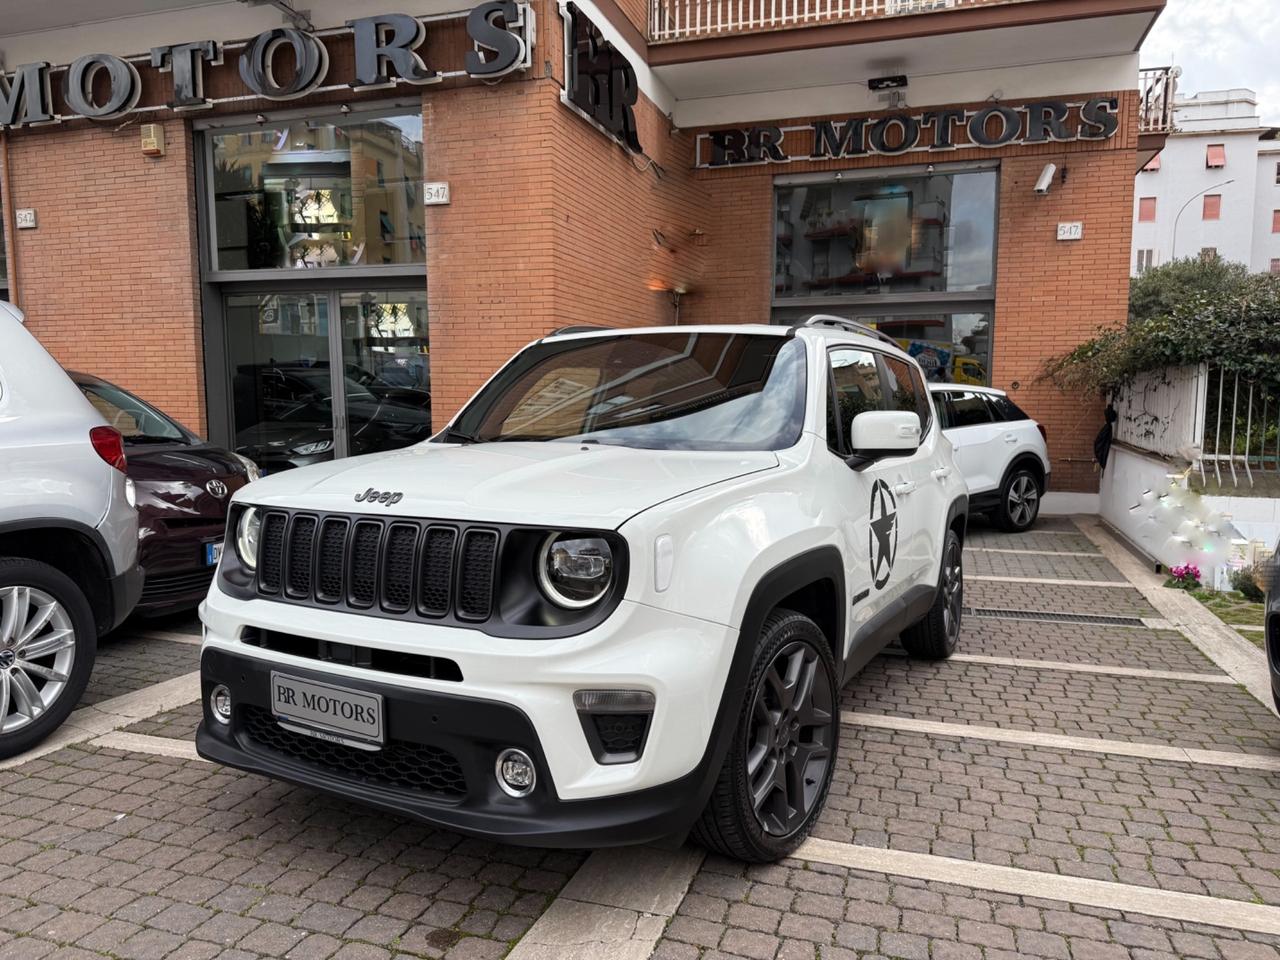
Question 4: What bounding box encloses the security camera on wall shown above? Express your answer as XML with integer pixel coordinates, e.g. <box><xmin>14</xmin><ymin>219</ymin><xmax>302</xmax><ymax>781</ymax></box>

<box><xmin>1034</xmin><ymin>163</ymin><xmax>1057</xmax><ymax>195</ymax></box>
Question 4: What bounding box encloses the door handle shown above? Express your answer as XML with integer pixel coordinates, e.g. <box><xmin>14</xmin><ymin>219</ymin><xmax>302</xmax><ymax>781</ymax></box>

<box><xmin>893</xmin><ymin>481</ymin><xmax>916</xmax><ymax>496</ymax></box>
<box><xmin>1004</xmin><ymin>433</ymin><xmax>1018</xmax><ymax>444</ymax></box>
<box><xmin>931</xmin><ymin>466</ymin><xmax>952</xmax><ymax>481</ymax></box>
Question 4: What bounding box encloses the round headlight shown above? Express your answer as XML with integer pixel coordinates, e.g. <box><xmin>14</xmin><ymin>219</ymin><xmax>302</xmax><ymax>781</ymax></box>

<box><xmin>537</xmin><ymin>533</ymin><xmax>613</xmax><ymax>609</ymax></box>
<box><xmin>236</xmin><ymin>507</ymin><xmax>262</xmax><ymax>571</ymax></box>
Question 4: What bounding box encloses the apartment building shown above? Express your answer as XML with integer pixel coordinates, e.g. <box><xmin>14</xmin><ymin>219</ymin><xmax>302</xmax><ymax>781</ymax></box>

<box><xmin>1132</xmin><ymin>87</ymin><xmax>1280</xmax><ymax>275</ymax></box>
<box><xmin>0</xmin><ymin>0</ymin><xmax>1169</xmax><ymax>496</ymax></box>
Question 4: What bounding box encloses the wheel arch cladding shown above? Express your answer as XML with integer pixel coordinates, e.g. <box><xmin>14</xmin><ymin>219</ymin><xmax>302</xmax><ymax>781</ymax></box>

<box><xmin>683</xmin><ymin>545</ymin><xmax>847</xmax><ymax>829</ymax></box>
<box><xmin>0</xmin><ymin>521</ymin><xmax>113</xmax><ymax>633</ymax></box>
<box><xmin>946</xmin><ymin>494</ymin><xmax>969</xmax><ymax>547</ymax></box>
<box><xmin>1005</xmin><ymin>452</ymin><xmax>1046</xmax><ymax>487</ymax></box>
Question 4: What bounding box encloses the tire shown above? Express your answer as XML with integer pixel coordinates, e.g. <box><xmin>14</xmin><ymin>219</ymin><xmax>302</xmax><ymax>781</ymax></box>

<box><xmin>994</xmin><ymin>466</ymin><xmax>1042</xmax><ymax>532</ymax></box>
<box><xmin>692</xmin><ymin>609</ymin><xmax>839</xmax><ymax>863</ymax></box>
<box><xmin>901</xmin><ymin>530</ymin><xmax>963</xmax><ymax>661</ymax></box>
<box><xmin>0</xmin><ymin>558</ymin><xmax>97</xmax><ymax>760</ymax></box>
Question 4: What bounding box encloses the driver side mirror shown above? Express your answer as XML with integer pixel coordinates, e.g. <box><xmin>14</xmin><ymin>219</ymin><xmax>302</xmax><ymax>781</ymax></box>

<box><xmin>846</xmin><ymin>410</ymin><xmax>921</xmax><ymax>471</ymax></box>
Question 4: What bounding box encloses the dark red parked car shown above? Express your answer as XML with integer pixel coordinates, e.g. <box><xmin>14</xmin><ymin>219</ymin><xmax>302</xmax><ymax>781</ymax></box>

<box><xmin>72</xmin><ymin>372</ymin><xmax>260</xmax><ymax>616</ymax></box>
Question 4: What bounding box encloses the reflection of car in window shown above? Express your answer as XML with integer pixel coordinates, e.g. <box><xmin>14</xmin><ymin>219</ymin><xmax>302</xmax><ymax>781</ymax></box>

<box><xmin>199</xmin><ymin>317</ymin><xmax>969</xmax><ymax>864</ymax></box>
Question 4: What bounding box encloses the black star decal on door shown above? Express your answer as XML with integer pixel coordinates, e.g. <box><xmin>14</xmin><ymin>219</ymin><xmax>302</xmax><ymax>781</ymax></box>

<box><xmin>868</xmin><ymin>479</ymin><xmax>898</xmax><ymax>590</ymax></box>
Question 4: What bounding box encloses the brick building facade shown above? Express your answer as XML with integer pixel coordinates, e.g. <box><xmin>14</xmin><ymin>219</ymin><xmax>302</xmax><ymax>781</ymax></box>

<box><xmin>0</xmin><ymin>0</ymin><xmax>1166</xmax><ymax>498</ymax></box>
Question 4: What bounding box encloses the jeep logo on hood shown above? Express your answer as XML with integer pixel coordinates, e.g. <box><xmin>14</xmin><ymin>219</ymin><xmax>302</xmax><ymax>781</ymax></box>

<box><xmin>355</xmin><ymin>488</ymin><xmax>403</xmax><ymax>506</ymax></box>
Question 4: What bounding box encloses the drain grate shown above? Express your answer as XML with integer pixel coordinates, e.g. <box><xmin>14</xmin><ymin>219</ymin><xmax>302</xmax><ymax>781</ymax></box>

<box><xmin>964</xmin><ymin>606</ymin><xmax>1147</xmax><ymax>628</ymax></box>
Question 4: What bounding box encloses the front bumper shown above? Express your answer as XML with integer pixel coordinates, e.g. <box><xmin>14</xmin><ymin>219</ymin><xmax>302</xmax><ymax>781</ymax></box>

<box><xmin>198</xmin><ymin>586</ymin><xmax>740</xmax><ymax>844</ymax></box>
<box><xmin>198</xmin><ymin>647</ymin><xmax>708</xmax><ymax>846</ymax></box>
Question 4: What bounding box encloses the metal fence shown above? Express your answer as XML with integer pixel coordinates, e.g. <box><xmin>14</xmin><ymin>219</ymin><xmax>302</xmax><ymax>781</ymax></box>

<box><xmin>1114</xmin><ymin>364</ymin><xmax>1280</xmax><ymax>487</ymax></box>
<box><xmin>650</xmin><ymin>0</ymin><xmax>998</xmax><ymax>42</ymax></box>
<box><xmin>1138</xmin><ymin>66</ymin><xmax>1180</xmax><ymax>135</ymax></box>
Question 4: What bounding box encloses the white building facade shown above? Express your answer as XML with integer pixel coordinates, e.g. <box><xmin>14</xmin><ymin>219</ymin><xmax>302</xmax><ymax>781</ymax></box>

<box><xmin>1132</xmin><ymin>88</ymin><xmax>1280</xmax><ymax>275</ymax></box>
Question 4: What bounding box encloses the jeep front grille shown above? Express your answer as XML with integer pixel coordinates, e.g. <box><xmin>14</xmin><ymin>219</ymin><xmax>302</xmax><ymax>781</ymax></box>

<box><xmin>255</xmin><ymin>510</ymin><xmax>499</xmax><ymax>625</ymax></box>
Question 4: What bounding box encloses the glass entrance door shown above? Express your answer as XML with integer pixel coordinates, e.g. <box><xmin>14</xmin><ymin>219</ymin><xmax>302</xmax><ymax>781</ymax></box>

<box><xmin>225</xmin><ymin>288</ymin><xmax>430</xmax><ymax>473</ymax></box>
<box><xmin>339</xmin><ymin>289</ymin><xmax>433</xmax><ymax>458</ymax></box>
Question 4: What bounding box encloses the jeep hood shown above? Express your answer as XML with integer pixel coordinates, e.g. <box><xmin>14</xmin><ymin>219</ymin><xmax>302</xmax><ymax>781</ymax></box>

<box><xmin>237</xmin><ymin>441</ymin><xmax>779</xmax><ymax>528</ymax></box>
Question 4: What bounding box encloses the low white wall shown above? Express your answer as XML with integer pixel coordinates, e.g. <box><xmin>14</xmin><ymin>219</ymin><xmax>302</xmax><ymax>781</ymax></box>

<box><xmin>1202</xmin><ymin>494</ymin><xmax>1280</xmax><ymax>547</ymax></box>
<box><xmin>1099</xmin><ymin>445</ymin><xmax>1179</xmax><ymax>564</ymax></box>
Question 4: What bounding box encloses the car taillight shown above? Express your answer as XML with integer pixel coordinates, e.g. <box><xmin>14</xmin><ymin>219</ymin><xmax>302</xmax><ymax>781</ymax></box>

<box><xmin>1037</xmin><ymin>423</ymin><xmax>1048</xmax><ymax>442</ymax></box>
<box><xmin>90</xmin><ymin>426</ymin><xmax>128</xmax><ymax>473</ymax></box>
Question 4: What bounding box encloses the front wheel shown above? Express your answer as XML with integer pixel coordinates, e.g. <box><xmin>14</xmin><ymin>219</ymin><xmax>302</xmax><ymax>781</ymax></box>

<box><xmin>692</xmin><ymin>609</ymin><xmax>839</xmax><ymax>863</ymax></box>
<box><xmin>901</xmin><ymin>530</ymin><xmax>963</xmax><ymax>660</ymax></box>
<box><xmin>0</xmin><ymin>559</ymin><xmax>97</xmax><ymax>760</ymax></box>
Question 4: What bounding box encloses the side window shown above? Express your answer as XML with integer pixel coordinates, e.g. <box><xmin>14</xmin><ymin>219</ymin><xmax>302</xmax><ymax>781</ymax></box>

<box><xmin>935</xmin><ymin>392</ymin><xmax>954</xmax><ymax>430</ymax></box>
<box><xmin>827</xmin><ymin>348</ymin><xmax>884</xmax><ymax>453</ymax></box>
<box><xmin>949</xmin><ymin>391</ymin><xmax>994</xmax><ymax>428</ymax></box>
<box><xmin>882</xmin><ymin>356</ymin><xmax>932</xmax><ymax>437</ymax></box>
<box><xmin>987</xmin><ymin>395</ymin><xmax>1030</xmax><ymax>422</ymax></box>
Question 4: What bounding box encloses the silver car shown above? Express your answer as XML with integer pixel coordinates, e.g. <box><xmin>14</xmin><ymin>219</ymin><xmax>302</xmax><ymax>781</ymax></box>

<box><xmin>0</xmin><ymin>303</ymin><xmax>143</xmax><ymax>758</ymax></box>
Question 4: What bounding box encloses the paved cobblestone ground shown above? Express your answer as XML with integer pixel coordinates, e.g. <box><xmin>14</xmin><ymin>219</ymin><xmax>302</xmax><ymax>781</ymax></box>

<box><xmin>123</xmin><ymin>702</ymin><xmax>204</xmax><ymax>741</ymax></box>
<box><xmin>964</xmin><ymin>550</ymin><xmax>1126</xmax><ymax>583</ymax></box>
<box><xmin>0</xmin><ymin>746</ymin><xmax>580</xmax><ymax>960</ymax></box>
<box><xmin>966</xmin><ymin>579</ymin><xmax>1158</xmax><ymax>618</ymax></box>
<box><xmin>842</xmin><ymin>656</ymin><xmax>1279</xmax><ymax>755</ymax></box>
<box><xmin>653</xmin><ymin>856</ymin><xmax>1280</xmax><ymax>960</ymax></box>
<box><xmin>957</xmin><ymin>618</ymin><xmax>1222</xmax><ymax>672</ymax></box>
<box><xmin>965</xmin><ymin>531</ymin><xmax>1102</xmax><ymax>554</ymax></box>
<box><xmin>80</xmin><ymin>638</ymin><xmax>198</xmax><ymax>707</ymax></box>
<box><xmin>817</xmin><ymin>724</ymin><xmax>1280</xmax><ymax>905</ymax></box>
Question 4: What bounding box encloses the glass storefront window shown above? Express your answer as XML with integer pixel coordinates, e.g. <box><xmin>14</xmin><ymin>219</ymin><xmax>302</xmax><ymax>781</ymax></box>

<box><xmin>775</xmin><ymin>169</ymin><xmax>996</xmax><ymax>298</ymax></box>
<box><xmin>211</xmin><ymin>113</ymin><xmax>425</xmax><ymax>271</ymax></box>
<box><xmin>773</xmin><ymin>165</ymin><xmax>997</xmax><ymax>384</ymax></box>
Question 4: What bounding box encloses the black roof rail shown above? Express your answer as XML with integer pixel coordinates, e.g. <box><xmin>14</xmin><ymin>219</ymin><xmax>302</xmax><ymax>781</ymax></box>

<box><xmin>545</xmin><ymin>324</ymin><xmax>611</xmax><ymax>337</ymax></box>
<box><xmin>799</xmin><ymin>314</ymin><xmax>900</xmax><ymax>349</ymax></box>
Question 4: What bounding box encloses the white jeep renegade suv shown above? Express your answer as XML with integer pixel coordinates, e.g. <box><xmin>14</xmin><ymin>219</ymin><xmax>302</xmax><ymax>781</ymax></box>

<box><xmin>198</xmin><ymin>317</ymin><xmax>968</xmax><ymax>861</ymax></box>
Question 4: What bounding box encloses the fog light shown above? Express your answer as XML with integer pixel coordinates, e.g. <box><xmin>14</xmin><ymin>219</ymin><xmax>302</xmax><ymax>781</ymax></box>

<box><xmin>210</xmin><ymin>684</ymin><xmax>232</xmax><ymax>724</ymax></box>
<box><xmin>495</xmin><ymin>748</ymin><xmax>536</xmax><ymax>797</ymax></box>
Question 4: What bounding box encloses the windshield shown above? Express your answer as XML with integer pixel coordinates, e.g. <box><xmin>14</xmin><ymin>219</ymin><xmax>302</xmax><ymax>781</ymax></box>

<box><xmin>453</xmin><ymin>332</ymin><xmax>807</xmax><ymax>451</ymax></box>
<box><xmin>79</xmin><ymin>380</ymin><xmax>188</xmax><ymax>443</ymax></box>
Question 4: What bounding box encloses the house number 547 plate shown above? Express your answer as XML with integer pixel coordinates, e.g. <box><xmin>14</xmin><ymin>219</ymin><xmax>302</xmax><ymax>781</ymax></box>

<box><xmin>423</xmin><ymin>182</ymin><xmax>451</xmax><ymax>205</ymax></box>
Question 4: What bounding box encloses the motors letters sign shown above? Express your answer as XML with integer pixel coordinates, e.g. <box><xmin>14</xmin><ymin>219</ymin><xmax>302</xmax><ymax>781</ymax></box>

<box><xmin>698</xmin><ymin>98</ymin><xmax>1120</xmax><ymax>167</ymax></box>
<box><xmin>0</xmin><ymin>4</ymin><xmax>536</xmax><ymax>130</ymax></box>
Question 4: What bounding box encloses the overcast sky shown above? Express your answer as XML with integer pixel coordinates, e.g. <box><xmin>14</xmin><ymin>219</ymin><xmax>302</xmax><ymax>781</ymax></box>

<box><xmin>1139</xmin><ymin>0</ymin><xmax>1280</xmax><ymax>125</ymax></box>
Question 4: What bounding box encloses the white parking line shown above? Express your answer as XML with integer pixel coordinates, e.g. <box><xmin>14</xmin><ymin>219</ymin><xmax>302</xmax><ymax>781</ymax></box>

<box><xmin>966</xmin><ymin>547</ymin><xmax>1104</xmax><ymax>558</ymax></box>
<box><xmin>969</xmin><ymin>575</ymin><xmax>1131</xmax><ymax>587</ymax></box>
<box><xmin>877</xmin><ymin>648</ymin><xmax>1233</xmax><ymax>684</ymax></box>
<box><xmin>0</xmin><ymin>671</ymin><xmax>201</xmax><ymax>770</ymax></box>
<box><xmin>793</xmin><ymin>837</ymin><xmax>1280</xmax><ymax>936</ymax></box>
<box><xmin>507</xmin><ymin>845</ymin><xmax>704</xmax><ymax>960</ymax></box>
<box><xmin>91</xmin><ymin>730</ymin><xmax>204</xmax><ymax>762</ymax></box>
<box><xmin>1074</xmin><ymin>516</ymin><xmax>1276</xmax><ymax>714</ymax></box>
<box><xmin>840</xmin><ymin>711</ymin><xmax>1280</xmax><ymax>772</ymax></box>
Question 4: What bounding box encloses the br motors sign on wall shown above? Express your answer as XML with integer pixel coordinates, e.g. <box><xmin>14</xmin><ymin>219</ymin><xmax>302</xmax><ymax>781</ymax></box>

<box><xmin>0</xmin><ymin>4</ymin><xmax>536</xmax><ymax>129</ymax></box>
<box><xmin>697</xmin><ymin>98</ymin><xmax>1121</xmax><ymax>167</ymax></box>
<box><xmin>559</xmin><ymin>2</ymin><xmax>642</xmax><ymax>153</ymax></box>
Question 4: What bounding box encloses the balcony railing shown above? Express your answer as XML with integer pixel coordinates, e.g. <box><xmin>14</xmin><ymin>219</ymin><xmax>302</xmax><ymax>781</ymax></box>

<box><xmin>650</xmin><ymin>0</ymin><xmax>1018</xmax><ymax>43</ymax></box>
<box><xmin>1138</xmin><ymin>65</ymin><xmax>1180</xmax><ymax>135</ymax></box>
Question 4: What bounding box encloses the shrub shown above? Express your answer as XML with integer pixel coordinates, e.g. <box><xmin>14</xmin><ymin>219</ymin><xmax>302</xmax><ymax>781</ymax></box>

<box><xmin>1167</xmin><ymin>563</ymin><xmax>1202</xmax><ymax>590</ymax></box>
<box><xmin>1230</xmin><ymin>565</ymin><xmax>1266</xmax><ymax>603</ymax></box>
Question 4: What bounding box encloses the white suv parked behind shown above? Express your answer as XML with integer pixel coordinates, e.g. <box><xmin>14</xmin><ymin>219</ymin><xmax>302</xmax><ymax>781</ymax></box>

<box><xmin>198</xmin><ymin>318</ymin><xmax>968</xmax><ymax>861</ymax></box>
<box><xmin>0</xmin><ymin>303</ymin><xmax>143</xmax><ymax>758</ymax></box>
<box><xmin>929</xmin><ymin>384</ymin><xmax>1051</xmax><ymax>532</ymax></box>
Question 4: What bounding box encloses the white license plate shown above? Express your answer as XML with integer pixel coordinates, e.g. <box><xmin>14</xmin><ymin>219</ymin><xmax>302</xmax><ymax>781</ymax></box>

<box><xmin>270</xmin><ymin>672</ymin><xmax>384</xmax><ymax>747</ymax></box>
<box><xmin>205</xmin><ymin>541</ymin><xmax>224</xmax><ymax>566</ymax></box>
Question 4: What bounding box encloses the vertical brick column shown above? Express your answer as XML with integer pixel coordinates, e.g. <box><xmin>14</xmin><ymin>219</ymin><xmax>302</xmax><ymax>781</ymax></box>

<box><xmin>7</xmin><ymin>119</ymin><xmax>206</xmax><ymax>432</ymax></box>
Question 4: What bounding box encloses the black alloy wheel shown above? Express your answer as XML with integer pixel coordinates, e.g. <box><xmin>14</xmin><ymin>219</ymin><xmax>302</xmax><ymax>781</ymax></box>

<box><xmin>940</xmin><ymin>535</ymin><xmax>964</xmax><ymax>646</ymax></box>
<box><xmin>746</xmin><ymin>639</ymin><xmax>835</xmax><ymax>837</ymax></box>
<box><xmin>693</xmin><ymin>609</ymin><xmax>839</xmax><ymax>862</ymax></box>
